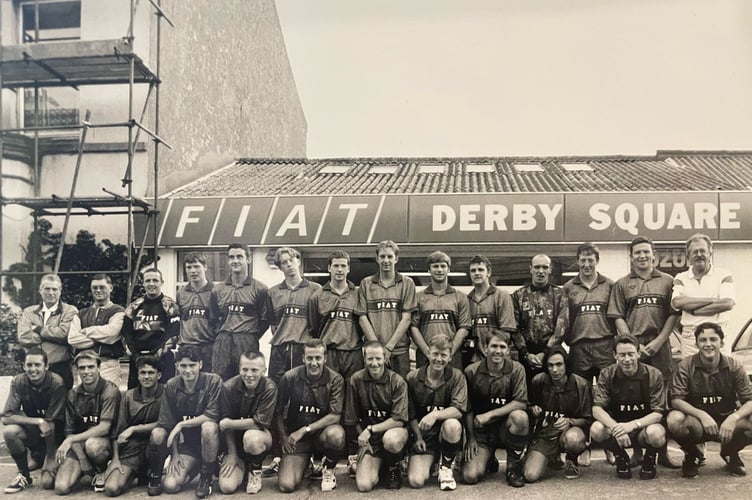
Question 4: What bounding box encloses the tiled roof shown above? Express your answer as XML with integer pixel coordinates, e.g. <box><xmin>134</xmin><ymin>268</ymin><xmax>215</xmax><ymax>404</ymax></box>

<box><xmin>165</xmin><ymin>151</ymin><xmax>752</xmax><ymax>198</ymax></box>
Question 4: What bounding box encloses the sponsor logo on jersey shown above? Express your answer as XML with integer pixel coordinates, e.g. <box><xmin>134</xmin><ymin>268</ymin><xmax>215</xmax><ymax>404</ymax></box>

<box><xmin>81</xmin><ymin>415</ymin><xmax>100</xmax><ymax>424</ymax></box>
<box><xmin>297</xmin><ymin>404</ymin><xmax>322</xmax><ymax>415</ymax></box>
<box><xmin>375</xmin><ymin>300</ymin><xmax>401</xmax><ymax>310</ymax></box>
<box><xmin>619</xmin><ymin>403</ymin><xmax>646</xmax><ymax>413</ymax></box>
<box><xmin>490</xmin><ymin>397</ymin><xmax>507</xmax><ymax>406</ymax></box>
<box><xmin>329</xmin><ymin>310</ymin><xmax>352</xmax><ymax>320</ymax></box>
<box><xmin>367</xmin><ymin>409</ymin><xmax>388</xmax><ymax>418</ymax></box>
<box><xmin>186</xmin><ymin>307</ymin><xmax>207</xmax><ymax>318</ymax></box>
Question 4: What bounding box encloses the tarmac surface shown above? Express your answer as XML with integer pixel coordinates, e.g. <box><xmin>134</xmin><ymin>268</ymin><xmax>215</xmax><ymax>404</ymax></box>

<box><xmin>0</xmin><ymin>445</ymin><xmax>750</xmax><ymax>500</ymax></box>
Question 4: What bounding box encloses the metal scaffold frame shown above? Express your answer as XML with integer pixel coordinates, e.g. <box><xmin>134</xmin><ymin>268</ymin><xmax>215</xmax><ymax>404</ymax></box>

<box><xmin>0</xmin><ymin>0</ymin><xmax>173</xmax><ymax>303</ymax></box>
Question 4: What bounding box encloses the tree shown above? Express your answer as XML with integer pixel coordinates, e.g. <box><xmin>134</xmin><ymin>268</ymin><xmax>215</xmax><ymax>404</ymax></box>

<box><xmin>2</xmin><ymin>218</ymin><xmax>152</xmax><ymax>310</ymax></box>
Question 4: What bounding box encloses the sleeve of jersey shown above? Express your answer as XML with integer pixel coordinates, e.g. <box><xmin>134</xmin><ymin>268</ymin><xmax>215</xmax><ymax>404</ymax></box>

<box><xmin>354</xmin><ymin>282</ymin><xmax>368</xmax><ymax>317</ymax></box>
<box><xmin>202</xmin><ymin>375</ymin><xmax>223</xmax><ymax>421</ymax></box>
<box><xmin>343</xmin><ymin>377</ymin><xmax>360</xmax><ymax>426</ymax></box>
<box><xmin>164</xmin><ymin>298</ymin><xmax>181</xmax><ymax>339</ymax></box>
<box><xmin>156</xmin><ymin>386</ymin><xmax>176</xmax><ymax>428</ymax></box>
<box><xmin>403</xmin><ymin>278</ymin><xmax>418</xmax><ymax>312</ymax></box>
<box><xmin>528</xmin><ymin>374</ymin><xmax>543</xmax><ymax>406</ymax></box>
<box><xmin>276</xmin><ymin>375</ymin><xmax>290</xmax><ymax>416</ymax></box>
<box><xmin>577</xmin><ymin>377</ymin><xmax>594</xmax><ymax>422</ymax></box>
<box><xmin>731</xmin><ymin>359</ymin><xmax>752</xmax><ymax>404</ymax></box>
<box><xmin>671</xmin><ymin>360</ymin><xmax>690</xmax><ymax>402</ymax></box>
<box><xmin>46</xmin><ymin>382</ymin><xmax>68</xmax><ymax>422</ymax></box>
<box><xmin>592</xmin><ymin>369</ymin><xmax>611</xmax><ymax>408</ymax></box>
<box><xmin>606</xmin><ymin>281</ymin><xmax>626</xmax><ymax>319</ymax></box>
<box><xmin>255</xmin><ymin>286</ymin><xmax>270</xmax><ymax>334</ymax></box>
<box><xmin>648</xmin><ymin>368</ymin><xmax>668</xmax><ymax>412</ymax></box>
<box><xmin>100</xmin><ymin>384</ymin><xmax>122</xmax><ymax>422</ymax></box>
<box><xmin>463</xmin><ymin>365</ymin><xmax>475</xmax><ymax>413</ymax></box>
<box><xmin>219</xmin><ymin>382</ymin><xmax>233</xmax><ymax>419</ymax></box>
<box><xmin>113</xmin><ymin>392</ymin><xmax>129</xmax><ymax>438</ymax></box>
<box><xmin>450</xmin><ymin>369</ymin><xmax>469</xmax><ymax>413</ymax></box>
<box><xmin>1</xmin><ymin>377</ymin><xmax>22</xmax><ymax>416</ymax></box>
<box><xmin>406</xmin><ymin>372</ymin><xmax>417</xmax><ymax>421</ymax></box>
<box><xmin>255</xmin><ymin>381</ymin><xmax>279</xmax><ymax>430</ymax></box>
<box><xmin>510</xmin><ymin>363</ymin><xmax>528</xmax><ymax>404</ymax></box>
<box><xmin>390</xmin><ymin>375</ymin><xmax>409</xmax><ymax>423</ymax></box>
<box><xmin>307</xmin><ymin>292</ymin><xmax>321</xmax><ymax>339</ymax></box>
<box><xmin>456</xmin><ymin>294</ymin><xmax>472</xmax><ymax>330</ymax></box>
<box><xmin>329</xmin><ymin>372</ymin><xmax>345</xmax><ymax>416</ymax></box>
<box><xmin>64</xmin><ymin>392</ymin><xmax>76</xmax><ymax>435</ymax></box>
<box><xmin>497</xmin><ymin>293</ymin><xmax>517</xmax><ymax>332</ymax></box>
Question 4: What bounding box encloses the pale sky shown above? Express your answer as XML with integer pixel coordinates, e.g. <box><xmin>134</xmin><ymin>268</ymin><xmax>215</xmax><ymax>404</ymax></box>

<box><xmin>275</xmin><ymin>0</ymin><xmax>752</xmax><ymax>158</ymax></box>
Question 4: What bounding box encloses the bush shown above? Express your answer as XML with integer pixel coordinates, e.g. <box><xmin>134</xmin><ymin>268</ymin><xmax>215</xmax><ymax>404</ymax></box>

<box><xmin>0</xmin><ymin>303</ymin><xmax>22</xmax><ymax>376</ymax></box>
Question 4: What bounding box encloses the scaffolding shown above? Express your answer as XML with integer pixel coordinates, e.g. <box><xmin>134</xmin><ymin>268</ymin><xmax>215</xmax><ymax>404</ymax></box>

<box><xmin>0</xmin><ymin>0</ymin><xmax>173</xmax><ymax>303</ymax></box>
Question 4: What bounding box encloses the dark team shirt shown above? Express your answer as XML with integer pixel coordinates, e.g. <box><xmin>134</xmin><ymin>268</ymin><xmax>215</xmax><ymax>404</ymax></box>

<box><xmin>467</xmin><ymin>285</ymin><xmax>517</xmax><ymax>358</ymax></box>
<box><xmin>222</xmin><ymin>375</ymin><xmax>278</xmax><ymax>430</ymax></box>
<box><xmin>157</xmin><ymin>372</ymin><xmax>223</xmax><ymax>428</ymax></box>
<box><xmin>406</xmin><ymin>366</ymin><xmax>467</xmax><ymax>442</ymax></box>
<box><xmin>309</xmin><ymin>282</ymin><xmax>362</xmax><ymax>351</ymax></box>
<box><xmin>123</xmin><ymin>294</ymin><xmax>181</xmax><ymax>354</ymax></box>
<box><xmin>277</xmin><ymin>366</ymin><xmax>344</xmax><ymax>432</ymax></box>
<box><xmin>412</xmin><ymin>285</ymin><xmax>472</xmax><ymax>343</ymax></box>
<box><xmin>607</xmin><ymin>269</ymin><xmax>679</xmax><ymax>337</ymax></box>
<box><xmin>562</xmin><ymin>274</ymin><xmax>615</xmax><ymax>344</ymax></box>
<box><xmin>115</xmin><ymin>384</ymin><xmax>164</xmax><ymax>459</ymax></box>
<box><xmin>177</xmin><ymin>281</ymin><xmax>219</xmax><ymax>345</ymax></box>
<box><xmin>672</xmin><ymin>354</ymin><xmax>752</xmax><ymax>420</ymax></box>
<box><xmin>75</xmin><ymin>303</ymin><xmax>126</xmax><ymax>359</ymax></box>
<box><xmin>65</xmin><ymin>377</ymin><xmax>121</xmax><ymax>435</ymax></box>
<box><xmin>345</xmin><ymin>368</ymin><xmax>408</xmax><ymax>427</ymax></box>
<box><xmin>529</xmin><ymin>372</ymin><xmax>592</xmax><ymax>435</ymax></box>
<box><xmin>511</xmin><ymin>283</ymin><xmax>569</xmax><ymax>352</ymax></box>
<box><xmin>266</xmin><ymin>279</ymin><xmax>321</xmax><ymax>346</ymax></box>
<box><xmin>355</xmin><ymin>273</ymin><xmax>418</xmax><ymax>354</ymax></box>
<box><xmin>212</xmin><ymin>277</ymin><xmax>269</xmax><ymax>337</ymax></box>
<box><xmin>3</xmin><ymin>371</ymin><xmax>66</xmax><ymax>422</ymax></box>
<box><xmin>464</xmin><ymin>358</ymin><xmax>528</xmax><ymax>417</ymax></box>
<box><xmin>594</xmin><ymin>363</ymin><xmax>666</xmax><ymax>422</ymax></box>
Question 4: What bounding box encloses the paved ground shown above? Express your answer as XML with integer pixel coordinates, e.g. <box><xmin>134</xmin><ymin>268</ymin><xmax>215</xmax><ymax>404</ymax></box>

<box><xmin>0</xmin><ymin>445</ymin><xmax>750</xmax><ymax>499</ymax></box>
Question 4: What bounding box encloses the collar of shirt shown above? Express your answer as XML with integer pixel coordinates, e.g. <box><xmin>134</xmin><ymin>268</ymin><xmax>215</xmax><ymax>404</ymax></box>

<box><xmin>416</xmin><ymin>365</ymin><xmax>454</xmax><ymax>385</ymax></box>
<box><xmin>364</xmin><ymin>368</ymin><xmax>391</xmax><ymax>385</ymax></box>
<box><xmin>304</xmin><ymin>367</ymin><xmax>332</xmax><ymax>388</ymax></box>
<box><xmin>176</xmin><ymin>372</ymin><xmax>209</xmax><ymax>394</ymax></box>
<box><xmin>75</xmin><ymin>376</ymin><xmax>107</xmax><ymax>396</ymax></box>
<box><xmin>322</xmin><ymin>281</ymin><xmax>356</xmax><ymax>293</ymax></box>
<box><xmin>689</xmin><ymin>352</ymin><xmax>730</xmax><ymax>376</ymax></box>
<box><xmin>27</xmin><ymin>371</ymin><xmax>54</xmax><ymax>392</ymax></box>
<box><xmin>185</xmin><ymin>281</ymin><xmax>213</xmax><ymax>293</ymax></box>
<box><xmin>424</xmin><ymin>284</ymin><xmax>458</xmax><ymax>296</ymax></box>
<box><xmin>479</xmin><ymin>357</ymin><xmax>513</xmax><ymax>377</ymax></box>
<box><xmin>133</xmin><ymin>383</ymin><xmax>164</xmax><ymax>402</ymax></box>
<box><xmin>572</xmin><ymin>273</ymin><xmax>607</xmax><ymax>287</ymax></box>
<box><xmin>469</xmin><ymin>285</ymin><xmax>497</xmax><ymax>301</ymax></box>
<box><xmin>628</xmin><ymin>269</ymin><xmax>663</xmax><ymax>280</ymax></box>
<box><xmin>371</xmin><ymin>272</ymin><xmax>405</xmax><ymax>286</ymax></box>
<box><xmin>685</xmin><ymin>265</ymin><xmax>716</xmax><ymax>281</ymax></box>
<box><xmin>279</xmin><ymin>278</ymin><xmax>311</xmax><ymax>291</ymax></box>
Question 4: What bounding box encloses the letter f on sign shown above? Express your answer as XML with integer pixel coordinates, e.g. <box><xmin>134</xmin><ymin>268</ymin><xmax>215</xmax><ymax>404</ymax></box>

<box><xmin>176</xmin><ymin>206</ymin><xmax>204</xmax><ymax>238</ymax></box>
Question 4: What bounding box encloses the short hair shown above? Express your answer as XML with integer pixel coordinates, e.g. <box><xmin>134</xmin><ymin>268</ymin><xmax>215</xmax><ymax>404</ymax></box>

<box><xmin>428</xmin><ymin>334</ymin><xmax>452</xmax><ymax>352</ymax></box>
<box><xmin>274</xmin><ymin>247</ymin><xmax>301</xmax><ymax>267</ymax></box>
<box><xmin>628</xmin><ymin>236</ymin><xmax>654</xmax><ymax>254</ymax></box>
<box><xmin>694</xmin><ymin>322</ymin><xmax>724</xmax><ymax>341</ymax></box>
<box><xmin>240</xmin><ymin>350</ymin><xmax>266</xmax><ymax>363</ymax></box>
<box><xmin>141</xmin><ymin>267</ymin><xmax>163</xmax><ymax>281</ymax></box>
<box><xmin>175</xmin><ymin>345</ymin><xmax>202</xmax><ymax>363</ymax></box>
<box><xmin>73</xmin><ymin>350</ymin><xmax>101</xmax><ymax>367</ymax></box>
<box><xmin>91</xmin><ymin>273</ymin><xmax>113</xmax><ymax>285</ymax></box>
<box><xmin>468</xmin><ymin>254</ymin><xmax>492</xmax><ymax>274</ymax></box>
<box><xmin>304</xmin><ymin>339</ymin><xmax>326</xmax><ymax>352</ymax></box>
<box><xmin>531</xmin><ymin>254</ymin><xmax>551</xmax><ymax>266</ymax></box>
<box><xmin>328</xmin><ymin>250</ymin><xmax>350</xmax><ymax>266</ymax></box>
<box><xmin>543</xmin><ymin>346</ymin><xmax>570</xmax><ymax>374</ymax></box>
<box><xmin>685</xmin><ymin>233</ymin><xmax>713</xmax><ymax>253</ymax></box>
<box><xmin>376</xmin><ymin>240</ymin><xmax>400</xmax><ymax>257</ymax></box>
<box><xmin>362</xmin><ymin>340</ymin><xmax>387</xmax><ymax>356</ymax></box>
<box><xmin>22</xmin><ymin>347</ymin><xmax>48</xmax><ymax>365</ymax></box>
<box><xmin>426</xmin><ymin>251</ymin><xmax>451</xmax><ymax>268</ymax></box>
<box><xmin>38</xmin><ymin>274</ymin><xmax>62</xmax><ymax>290</ymax></box>
<box><xmin>228</xmin><ymin>243</ymin><xmax>251</xmax><ymax>258</ymax></box>
<box><xmin>136</xmin><ymin>355</ymin><xmax>162</xmax><ymax>373</ymax></box>
<box><xmin>576</xmin><ymin>242</ymin><xmax>600</xmax><ymax>261</ymax></box>
<box><xmin>613</xmin><ymin>334</ymin><xmax>640</xmax><ymax>352</ymax></box>
<box><xmin>488</xmin><ymin>328</ymin><xmax>511</xmax><ymax>345</ymax></box>
<box><xmin>184</xmin><ymin>252</ymin><xmax>207</xmax><ymax>267</ymax></box>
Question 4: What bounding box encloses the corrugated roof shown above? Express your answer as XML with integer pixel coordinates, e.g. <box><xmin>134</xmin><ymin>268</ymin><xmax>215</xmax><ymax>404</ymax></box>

<box><xmin>164</xmin><ymin>151</ymin><xmax>752</xmax><ymax>198</ymax></box>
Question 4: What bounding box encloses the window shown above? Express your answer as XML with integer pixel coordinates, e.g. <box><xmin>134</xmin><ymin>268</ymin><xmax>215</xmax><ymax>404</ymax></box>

<box><xmin>369</xmin><ymin>164</ymin><xmax>399</xmax><ymax>174</ymax></box>
<box><xmin>513</xmin><ymin>162</ymin><xmax>544</xmax><ymax>172</ymax></box>
<box><xmin>23</xmin><ymin>87</ymin><xmax>80</xmax><ymax>127</ymax></box>
<box><xmin>319</xmin><ymin>164</ymin><xmax>352</xmax><ymax>174</ymax></box>
<box><xmin>418</xmin><ymin>163</ymin><xmax>447</xmax><ymax>174</ymax></box>
<box><xmin>560</xmin><ymin>162</ymin><xmax>593</xmax><ymax>172</ymax></box>
<box><xmin>466</xmin><ymin>163</ymin><xmax>495</xmax><ymax>173</ymax></box>
<box><xmin>21</xmin><ymin>0</ymin><xmax>81</xmax><ymax>43</ymax></box>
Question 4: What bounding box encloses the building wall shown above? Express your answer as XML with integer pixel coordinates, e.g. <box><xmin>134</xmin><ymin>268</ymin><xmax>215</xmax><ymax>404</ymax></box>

<box><xmin>153</xmin><ymin>0</ymin><xmax>307</xmax><ymax>195</ymax></box>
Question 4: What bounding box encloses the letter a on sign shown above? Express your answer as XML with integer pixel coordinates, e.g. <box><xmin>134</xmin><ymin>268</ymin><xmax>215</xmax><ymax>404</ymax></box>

<box><xmin>276</xmin><ymin>205</ymin><xmax>308</xmax><ymax>237</ymax></box>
